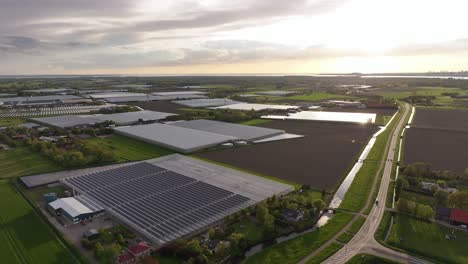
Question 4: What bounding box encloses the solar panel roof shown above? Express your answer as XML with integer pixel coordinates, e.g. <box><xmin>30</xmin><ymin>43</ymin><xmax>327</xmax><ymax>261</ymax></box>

<box><xmin>61</xmin><ymin>154</ymin><xmax>293</xmax><ymax>247</ymax></box>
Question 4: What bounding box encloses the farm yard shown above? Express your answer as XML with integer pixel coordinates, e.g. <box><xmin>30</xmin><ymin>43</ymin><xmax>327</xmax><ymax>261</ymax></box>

<box><xmin>404</xmin><ymin>108</ymin><xmax>468</xmax><ymax>174</ymax></box>
<box><xmin>197</xmin><ymin>120</ymin><xmax>378</xmax><ymax>190</ymax></box>
<box><xmin>0</xmin><ymin>180</ymin><xmax>81</xmax><ymax>264</ymax></box>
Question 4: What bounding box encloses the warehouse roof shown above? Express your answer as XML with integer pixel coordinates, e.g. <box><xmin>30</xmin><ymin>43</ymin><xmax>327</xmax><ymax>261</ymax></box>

<box><xmin>172</xmin><ymin>98</ymin><xmax>239</xmax><ymax>108</ymax></box>
<box><xmin>171</xmin><ymin>119</ymin><xmax>284</xmax><ymax>141</ymax></box>
<box><xmin>152</xmin><ymin>91</ymin><xmax>206</xmax><ymax>96</ymax></box>
<box><xmin>49</xmin><ymin>197</ymin><xmax>93</xmax><ymax>218</ymax></box>
<box><xmin>114</xmin><ymin>123</ymin><xmax>237</xmax><ymax>153</ymax></box>
<box><xmin>0</xmin><ymin>95</ymin><xmax>80</xmax><ymax>103</ymax></box>
<box><xmin>215</xmin><ymin>103</ymin><xmax>299</xmax><ymax>111</ymax></box>
<box><xmin>30</xmin><ymin>115</ymin><xmax>102</xmax><ymax>129</ymax></box>
<box><xmin>89</xmin><ymin>92</ymin><xmax>147</xmax><ymax>99</ymax></box>
<box><xmin>103</xmin><ymin>94</ymin><xmax>206</xmax><ymax>103</ymax></box>
<box><xmin>91</xmin><ymin>110</ymin><xmax>176</xmax><ymax>124</ymax></box>
<box><xmin>24</xmin><ymin>88</ymin><xmax>72</xmax><ymax>93</ymax></box>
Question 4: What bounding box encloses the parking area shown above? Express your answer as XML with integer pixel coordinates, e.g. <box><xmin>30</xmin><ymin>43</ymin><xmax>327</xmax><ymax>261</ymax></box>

<box><xmin>39</xmin><ymin>205</ymin><xmax>114</xmax><ymax>264</ymax></box>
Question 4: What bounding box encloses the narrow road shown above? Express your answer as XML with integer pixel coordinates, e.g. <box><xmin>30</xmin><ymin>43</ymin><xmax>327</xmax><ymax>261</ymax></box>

<box><xmin>321</xmin><ymin>103</ymin><xmax>432</xmax><ymax>264</ymax></box>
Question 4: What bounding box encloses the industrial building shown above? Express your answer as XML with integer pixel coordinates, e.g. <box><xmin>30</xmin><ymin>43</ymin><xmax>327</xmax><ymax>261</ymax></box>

<box><xmin>152</xmin><ymin>91</ymin><xmax>206</xmax><ymax>96</ymax></box>
<box><xmin>114</xmin><ymin>123</ymin><xmax>237</xmax><ymax>153</ymax></box>
<box><xmin>214</xmin><ymin>103</ymin><xmax>299</xmax><ymax>111</ymax></box>
<box><xmin>61</xmin><ymin>154</ymin><xmax>293</xmax><ymax>247</ymax></box>
<box><xmin>88</xmin><ymin>110</ymin><xmax>176</xmax><ymax>125</ymax></box>
<box><xmin>47</xmin><ymin>197</ymin><xmax>101</xmax><ymax>224</ymax></box>
<box><xmin>171</xmin><ymin>119</ymin><xmax>285</xmax><ymax>141</ymax></box>
<box><xmin>262</xmin><ymin>111</ymin><xmax>377</xmax><ymax>124</ymax></box>
<box><xmin>0</xmin><ymin>95</ymin><xmax>81</xmax><ymax>106</ymax></box>
<box><xmin>30</xmin><ymin>115</ymin><xmax>102</xmax><ymax>129</ymax></box>
<box><xmin>172</xmin><ymin>98</ymin><xmax>240</xmax><ymax>108</ymax></box>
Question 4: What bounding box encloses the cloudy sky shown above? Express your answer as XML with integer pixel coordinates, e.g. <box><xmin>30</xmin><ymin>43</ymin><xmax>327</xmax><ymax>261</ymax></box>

<box><xmin>1</xmin><ymin>0</ymin><xmax>468</xmax><ymax>75</ymax></box>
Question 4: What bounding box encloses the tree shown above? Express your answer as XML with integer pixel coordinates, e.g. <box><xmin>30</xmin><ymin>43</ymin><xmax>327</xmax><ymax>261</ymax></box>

<box><xmin>93</xmin><ymin>242</ymin><xmax>104</xmax><ymax>258</ymax></box>
<box><xmin>214</xmin><ymin>241</ymin><xmax>230</xmax><ymax>257</ymax></box>
<box><xmin>434</xmin><ymin>189</ymin><xmax>449</xmax><ymax>206</ymax></box>
<box><xmin>207</xmin><ymin>228</ymin><xmax>215</xmax><ymax>239</ymax></box>
<box><xmin>179</xmin><ymin>240</ymin><xmax>201</xmax><ymax>258</ymax></box>
<box><xmin>395</xmin><ymin>177</ymin><xmax>409</xmax><ymax>201</ymax></box>
<box><xmin>228</xmin><ymin>233</ymin><xmax>246</xmax><ymax>250</ymax></box>
<box><xmin>255</xmin><ymin>204</ymin><xmax>269</xmax><ymax>223</ymax></box>
<box><xmin>436</xmin><ymin>180</ymin><xmax>446</xmax><ymax>188</ymax></box>
<box><xmin>117</xmin><ymin>233</ymin><xmax>125</xmax><ymax>245</ymax></box>
<box><xmin>312</xmin><ymin>199</ymin><xmax>326</xmax><ymax>213</ymax></box>
<box><xmin>105</xmin><ymin>243</ymin><xmax>122</xmax><ymax>258</ymax></box>
<box><xmin>415</xmin><ymin>204</ymin><xmax>435</xmax><ymax>220</ymax></box>
<box><xmin>448</xmin><ymin>191</ymin><xmax>468</xmax><ymax>209</ymax></box>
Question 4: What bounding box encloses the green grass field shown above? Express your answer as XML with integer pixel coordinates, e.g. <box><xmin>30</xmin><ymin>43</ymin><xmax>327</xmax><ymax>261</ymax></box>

<box><xmin>0</xmin><ymin>181</ymin><xmax>80</xmax><ymax>264</ymax></box>
<box><xmin>346</xmin><ymin>254</ymin><xmax>398</xmax><ymax>264</ymax></box>
<box><xmin>272</xmin><ymin>92</ymin><xmax>351</xmax><ymax>101</ymax></box>
<box><xmin>0</xmin><ymin>118</ymin><xmax>25</xmax><ymax>127</ymax></box>
<box><xmin>305</xmin><ymin>242</ymin><xmax>343</xmax><ymax>264</ymax></box>
<box><xmin>336</xmin><ymin>232</ymin><xmax>354</xmax><ymax>243</ymax></box>
<box><xmin>373</xmin><ymin>87</ymin><xmax>466</xmax><ymax>100</ymax></box>
<box><xmin>239</xmin><ymin>119</ymin><xmax>272</xmax><ymax>126</ymax></box>
<box><xmin>399</xmin><ymin>191</ymin><xmax>435</xmax><ymax>207</ymax></box>
<box><xmin>388</xmin><ymin>215</ymin><xmax>468</xmax><ymax>264</ymax></box>
<box><xmin>85</xmin><ymin>134</ymin><xmax>173</xmax><ymax>162</ymax></box>
<box><xmin>347</xmin><ymin>216</ymin><xmax>366</xmax><ymax>234</ymax></box>
<box><xmin>0</xmin><ymin>147</ymin><xmax>63</xmax><ymax>178</ymax></box>
<box><xmin>242</xmin><ymin>212</ymin><xmax>354</xmax><ymax>264</ymax></box>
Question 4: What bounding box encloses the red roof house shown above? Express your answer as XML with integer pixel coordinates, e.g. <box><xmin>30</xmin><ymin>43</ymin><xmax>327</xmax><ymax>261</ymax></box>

<box><xmin>450</xmin><ymin>208</ymin><xmax>468</xmax><ymax>225</ymax></box>
<box><xmin>115</xmin><ymin>252</ymin><xmax>135</xmax><ymax>264</ymax></box>
<box><xmin>128</xmin><ymin>242</ymin><xmax>153</xmax><ymax>258</ymax></box>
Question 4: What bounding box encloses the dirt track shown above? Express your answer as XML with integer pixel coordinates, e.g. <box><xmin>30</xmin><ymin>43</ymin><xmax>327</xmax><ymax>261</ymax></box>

<box><xmin>197</xmin><ymin>120</ymin><xmax>377</xmax><ymax>190</ymax></box>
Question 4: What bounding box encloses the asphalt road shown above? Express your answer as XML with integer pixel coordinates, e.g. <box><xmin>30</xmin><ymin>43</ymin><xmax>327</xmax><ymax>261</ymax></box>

<box><xmin>321</xmin><ymin>103</ymin><xmax>433</xmax><ymax>264</ymax></box>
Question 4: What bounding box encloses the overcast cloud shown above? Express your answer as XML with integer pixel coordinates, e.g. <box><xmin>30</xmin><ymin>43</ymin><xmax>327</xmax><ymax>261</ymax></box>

<box><xmin>1</xmin><ymin>0</ymin><xmax>468</xmax><ymax>74</ymax></box>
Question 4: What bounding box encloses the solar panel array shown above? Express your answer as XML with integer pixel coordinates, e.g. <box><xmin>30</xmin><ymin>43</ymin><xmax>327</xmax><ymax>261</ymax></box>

<box><xmin>63</xmin><ymin>162</ymin><xmax>251</xmax><ymax>245</ymax></box>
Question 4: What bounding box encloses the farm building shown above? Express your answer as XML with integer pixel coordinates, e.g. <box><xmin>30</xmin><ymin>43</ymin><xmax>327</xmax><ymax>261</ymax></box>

<box><xmin>171</xmin><ymin>119</ymin><xmax>285</xmax><ymax>141</ymax></box>
<box><xmin>0</xmin><ymin>95</ymin><xmax>80</xmax><ymax>106</ymax></box>
<box><xmin>450</xmin><ymin>208</ymin><xmax>468</xmax><ymax>226</ymax></box>
<box><xmin>262</xmin><ymin>111</ymin><xmax>377</xmax><ymax>124</ymax></box>
<box><xmin>152</xmin><ymin>91</ymin><xmax>206</xmax><ymax>96</ymax></box>
<box><xmin>61</xmin><ymin>154</ymin><xmax>293</xmax><ymax>248</ymax></box>
<box><xmin>215</xmin><ymin>103</ymin><xmax>299</xmax><ymax>111</ymax></box>
<box><xmin>23</xmin><ymin>88</ymin><xmax>72</xmax><ymax>94</ymax></box>
<box><xmin>30</xmin><ymin>115</ymin><xmax>102</xmax><ymax>129</ymax></box>
<box><xmin>435</xmin><ymin>207</ymin><xmax>451</xmax><ymax>221</ymax></box>
<box><xmin>89</xmin><ymin>110</ymin><xmax>176</xmax><ymax>125</ymax></box>
<box><xmin>88</xmin><ymin>92</ymin><xmax>147</xmax><ymax>99</ymax></box>
<box><xmin>114</xmin><ymin>123</ymin><xmax>237</xmax><ymax>153</ymax></box>
<box><xmin>172</xmin><ymin>98</ymin><xmax>239</xmax><ymax>108</ymax></box>
<box><xmin>47</xmin><ymin>197</ymin><xmax>100</xmax><ymax>224</ymax></box>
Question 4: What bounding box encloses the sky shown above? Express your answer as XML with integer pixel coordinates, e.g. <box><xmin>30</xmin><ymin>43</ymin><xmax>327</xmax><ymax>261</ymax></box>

<box><xmin>1</xmin><ymin>0</ymin><xmax>468</xmax><ymax>75</ymax></box>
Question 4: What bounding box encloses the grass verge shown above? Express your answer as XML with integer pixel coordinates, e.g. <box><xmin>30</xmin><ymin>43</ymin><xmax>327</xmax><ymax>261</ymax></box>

<box><xmin>305</xmin><ymin>242</ymin><xmax>343</xmax><ymax>264</ymax></box>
